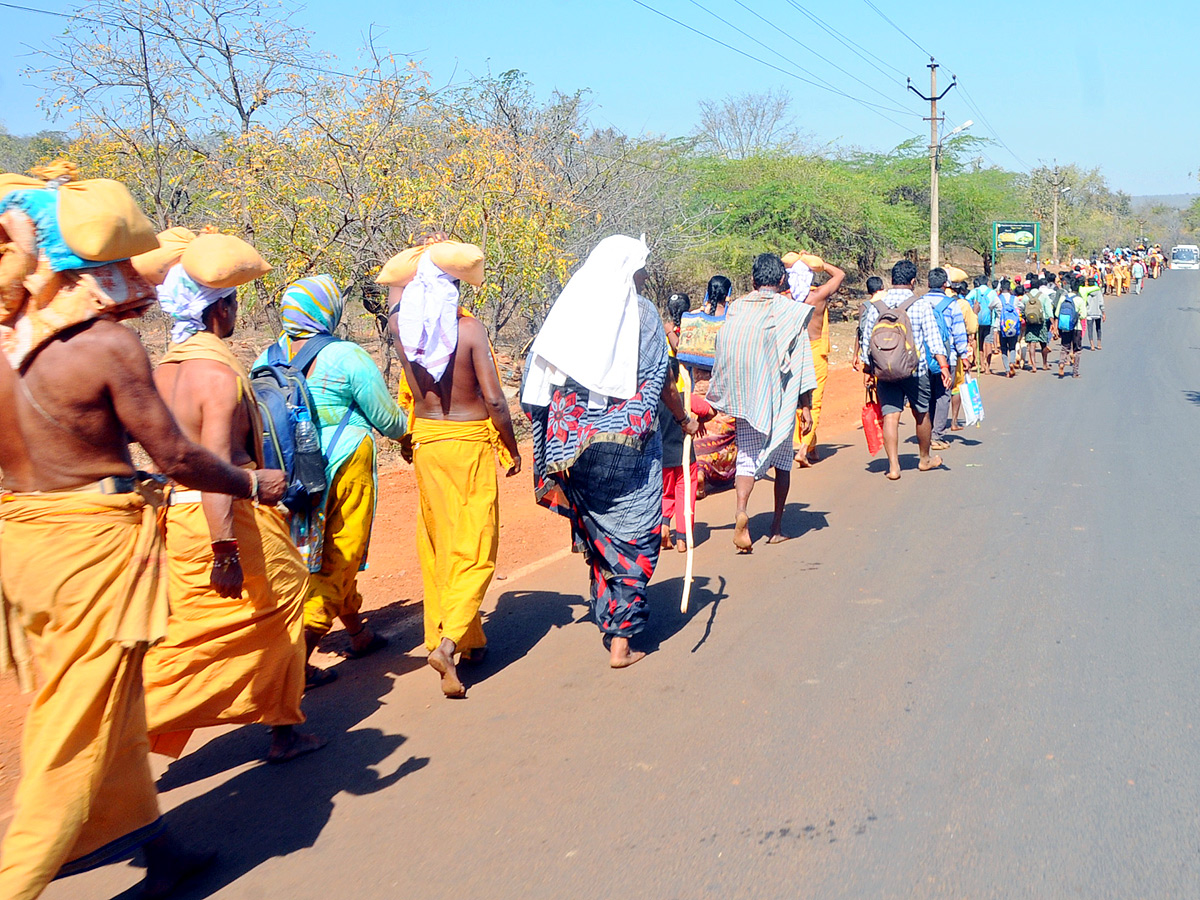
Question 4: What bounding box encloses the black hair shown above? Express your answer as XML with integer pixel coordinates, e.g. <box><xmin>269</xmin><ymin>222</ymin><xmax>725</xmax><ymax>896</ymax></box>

<box><xmin>974</xmin><ymin>274</ymin><xmax>989</xmax><ymax>288</ymax></box>
<box><xmin>752</xmin><ymin>253</ymin><xmax>787</xmax><ymax>290</ymax></box>
<box><xmin>666</xmin><ymin>292</ymin><xmax>690</xmax><ymax>328</ymax></box>
<box><xmin>999</xmin><ymin>278</ymin><xmax>1012</xmax><ymax>292</ymax></box>
<box><xmin>705</xmin><ymin>275</ymin><xmax>732</xmax><ymax>313</ymax></box>
<box><xmin>1044</xmin><ymin>271</ymin><xmax>1057</xmax><ymax>284</ymax></box>
<box><xmin>891</xmin><ymin>258</ymin><xmax>917</xmax><ymax>286</ymax></box>
<box><xmin>927</xmin><ymin>267</ymin><xmax>948</xmax><ymax>290</ymax></box>
<box><xmin>950</xmin><ymin>282</ymin><xmax>968</xmax><ymax>296</ymax></box>
<box><xmin>866</xmin><ymin>275</ymin><xmax>884</xmax><ymax>293</ymax></box>
<box><xmin>1014</xmin><ymin>282</ymin><xmax>1026</xmax><ymax>296</ymax></box>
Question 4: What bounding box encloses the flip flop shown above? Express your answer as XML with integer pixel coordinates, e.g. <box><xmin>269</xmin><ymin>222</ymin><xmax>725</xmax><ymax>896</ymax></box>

<box><xmin>344</xmin><ymin>632</ymin><xmax>388</xmax><ymax>660</ymax></box>
<box><xmin>305</xmin><ymin>665</ymin><xmax>338</xmax><ymax>691</ymax></box>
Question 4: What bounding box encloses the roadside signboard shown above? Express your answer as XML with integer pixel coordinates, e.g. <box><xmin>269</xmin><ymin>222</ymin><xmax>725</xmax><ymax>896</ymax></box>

<box><xmin>993</xmin><ymin>222</ymin><xmax>1041</xmax><ymax>254</ymax></box>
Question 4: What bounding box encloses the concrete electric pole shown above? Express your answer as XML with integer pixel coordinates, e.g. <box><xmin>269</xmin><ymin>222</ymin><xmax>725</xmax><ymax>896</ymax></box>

<box><xmin>908</xmin><ymin>61</ymin><xmax>959</xmax><ymax>271</ymax></box>
<box><xmin>1047</xmin><ymin>165</ymin><xmax>1069</xmax><ymax>264</ymax></box>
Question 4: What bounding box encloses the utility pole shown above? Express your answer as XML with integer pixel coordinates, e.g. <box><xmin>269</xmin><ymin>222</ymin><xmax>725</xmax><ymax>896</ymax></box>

<box><xmin>909</xmin><ymin>60</ymin><xmax>957</xmax><ymax>271</ymax></box>
<box><xmin>1047</xmin><ymin>164</ymin><xmax>1069</xmax><ymax>264</ymax></box>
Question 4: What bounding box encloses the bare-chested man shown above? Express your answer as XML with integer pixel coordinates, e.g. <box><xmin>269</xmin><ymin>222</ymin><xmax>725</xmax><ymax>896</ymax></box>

<box><xmin>388</xmin><ymin>244</ymin><xmax>520</xmax><ymax>698</ymax></box>
<box><xmin>783</xmin><ymin>253</ymin><xmax>845</xmax><ymax>467</ymax></box>
<box><xmin>142</xmin><ymin>269</ymin><xmax>324</xmax><ymax>764</ymax></box>
<box><xmin>0</xmin><ymin>317</ymin><xmax>286</xmax><ymax>900</ymax></box>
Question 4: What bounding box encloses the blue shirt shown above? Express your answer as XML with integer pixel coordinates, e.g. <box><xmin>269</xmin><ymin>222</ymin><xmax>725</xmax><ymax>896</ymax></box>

<box><xmin>922</xmin><ymin>291</ymin><xmax>969</xmax><ymax>371</ymax></box>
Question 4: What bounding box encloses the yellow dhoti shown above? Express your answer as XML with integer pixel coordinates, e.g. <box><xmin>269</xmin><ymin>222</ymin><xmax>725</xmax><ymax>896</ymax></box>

<box><xmin>142</xmin><ymin>496</ymin><xmax>307</xmax><ymax>758</ymax></box>
<box><xmin>412</xmin><ymin>419</ymin><xmax>499</xmax><ymax>653</ymax></box>
<box><xmin>0</xmin><ymin>490</ymin><xmax>167</xmax><ymax>900</ymax></box>
<box><xmin>303</xmin><ymin>436</ymin><xmax>375</xmax><ymax>637</ymax></box>
<box><xmin>795</xmin><ymin>331</ymin><xmax>830</xmax><ymax>456</ymax></box>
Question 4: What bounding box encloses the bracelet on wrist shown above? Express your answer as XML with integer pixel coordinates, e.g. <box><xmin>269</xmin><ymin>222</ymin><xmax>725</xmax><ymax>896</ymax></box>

<box><xmin>247</xmin><ymin>469</ymin><xmax>259</xmax><ymax>504</ymax></box>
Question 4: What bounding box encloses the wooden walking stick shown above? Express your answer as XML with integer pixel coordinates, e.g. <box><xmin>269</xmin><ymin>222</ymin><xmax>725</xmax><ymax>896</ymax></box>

<box><xmin>680</xmin><ymin>367</ymin><xmax>696</xmax><ymax>614</ymax></box>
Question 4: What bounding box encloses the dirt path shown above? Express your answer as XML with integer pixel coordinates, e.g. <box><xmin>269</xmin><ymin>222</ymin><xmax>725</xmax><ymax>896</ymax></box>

<box><xmin>0</xmin><ymin>344</ymin><xmax>870</xmax><ymax>822</ymax></box>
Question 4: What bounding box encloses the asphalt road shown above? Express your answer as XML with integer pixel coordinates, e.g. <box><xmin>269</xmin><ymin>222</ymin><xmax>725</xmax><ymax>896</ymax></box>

<box><xmin>47</xmin><ymin>271</ymin><xmax>1200</xmax><ymax>900</ymax></box>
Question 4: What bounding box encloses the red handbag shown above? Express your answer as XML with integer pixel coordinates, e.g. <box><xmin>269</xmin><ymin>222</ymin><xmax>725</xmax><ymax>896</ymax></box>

<box><xmin>861</xmin><ymin>388</ymin><xmax>884</xmax><ymax>456</ymax></box>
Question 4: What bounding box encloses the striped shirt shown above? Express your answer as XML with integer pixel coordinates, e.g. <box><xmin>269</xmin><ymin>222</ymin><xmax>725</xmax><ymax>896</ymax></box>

<box><xmin>858</xmin><ymin>287</ymin><xmax>947</xmax><ymax>376</ymax></box>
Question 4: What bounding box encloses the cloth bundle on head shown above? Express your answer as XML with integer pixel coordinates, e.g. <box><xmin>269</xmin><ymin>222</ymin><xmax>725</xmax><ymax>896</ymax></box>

<box><xmin>394</xmin><ymin>252</ymin><xmax>462</xmax><ymax>381</ymax></box>
<box><xmin>0</xmin><ymin>170</ymin><xmax>159</xmax><ymax>368</ymax></box>
<box><xmin>782</xmin><ymin>251</ymin><xmax>824</xmax><ymax>301</ymax></box>
<box><xmin>521</xmin><ymin>234</ymin><xmax>650</xmax><ymax>407</ymax></box>
<box><xmin>279</xmin><ymin>274</ymin><xmax>345</xmax><ymax>354</ymax></box>
<box><xmin>157</xmin><ymin>264</ymin><xmax>234</xmax><ymax>344</ymax></box>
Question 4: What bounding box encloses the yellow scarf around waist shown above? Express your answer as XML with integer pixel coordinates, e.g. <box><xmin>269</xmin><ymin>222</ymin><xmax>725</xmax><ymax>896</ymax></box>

<box><xmin>0</xmin><ymin>485</ymin><xmax>168</xmax><ymax>692</ymax></box>
<box><xmin>411</xmin><ymin>417</ymin><xmax>494</xmax><ymax>447</ymax></box>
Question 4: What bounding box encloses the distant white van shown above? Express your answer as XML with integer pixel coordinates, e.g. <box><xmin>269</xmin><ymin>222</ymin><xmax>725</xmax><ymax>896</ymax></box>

<box><xmin>1170</xmin><ymin>245</ymin><xmax>1200</xmax><ymax>270</ymax></box>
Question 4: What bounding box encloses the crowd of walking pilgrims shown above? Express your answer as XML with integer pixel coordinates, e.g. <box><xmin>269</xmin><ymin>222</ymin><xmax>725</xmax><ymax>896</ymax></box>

<box><xmin>0</xmin><ymin>164</ymin><xmax>1140</xmax><ymax>898</ymax></box>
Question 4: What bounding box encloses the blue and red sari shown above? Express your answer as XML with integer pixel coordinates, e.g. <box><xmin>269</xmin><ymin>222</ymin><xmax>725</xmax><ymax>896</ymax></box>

<box><xmin>524</xmin><ymin>296</ymin><xmax>670</xmax><ymax>638</ymax></box>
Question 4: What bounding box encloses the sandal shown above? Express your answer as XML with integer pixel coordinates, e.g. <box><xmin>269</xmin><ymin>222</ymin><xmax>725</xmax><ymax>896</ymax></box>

<box><xmin>305</xmin><ymin>665</ymin><xmax>338</xmax><ymax>691</ymax></box>
<box><xmin>344</xmin><ymin>631</ymin><xmax>388</xmax><ymax>660</ymax></box>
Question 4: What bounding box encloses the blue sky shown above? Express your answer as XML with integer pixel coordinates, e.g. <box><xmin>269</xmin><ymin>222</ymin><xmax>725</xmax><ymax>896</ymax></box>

<box><xmin>2</xmin><ymin>0</ymin><xmax>1198</xmax><ymax>194</ymax></box>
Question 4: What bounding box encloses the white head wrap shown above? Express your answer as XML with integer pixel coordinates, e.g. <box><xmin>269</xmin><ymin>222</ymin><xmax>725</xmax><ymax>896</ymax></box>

<box><xmin>395</xmin><ymin>251</ymin><xmax>460</xmax><ymax>381</ymax></box>
<box><xmin>157</xmin><ymin>264</ymin><xmax>234</xmax><ymax>344</ymax></box>
<box><xmin>521</xmin><ymin>235</ymin><xmax>650</xmax><ymax>407</ymax></box>
<box><xmin>786</xmin><ymin>259</ymin><xmax>814</xmax><ymax>301</ymax></box>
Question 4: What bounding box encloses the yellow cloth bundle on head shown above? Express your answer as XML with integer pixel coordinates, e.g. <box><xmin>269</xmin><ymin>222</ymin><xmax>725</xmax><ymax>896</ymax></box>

<box><xmin>181</xmin><ymin>232</ymin><xmax>271</xmax><ymax>289</ymax></box>
<box><xmin>376</xmin><ymin>240</ymin><xmax>485</xmax><ymax>289</ymax></box>
<box><xmin>782</xmin><ymin>250</ymin><xmax>825</xmax><ymax>272</ymax></box>
<box><xmin>131</xmin><ymin>227</ymin><xmax>196</xmax><ymax>286</ymax></box>
<box><xmin>56</xmin><ymin>179</ymin><xmax>159</xmax><ymax>262</ymax></box>
<box><xmin>945</xmin><ymin>266</ymin><xmax>969</xmax><ymax>284</ymax></box>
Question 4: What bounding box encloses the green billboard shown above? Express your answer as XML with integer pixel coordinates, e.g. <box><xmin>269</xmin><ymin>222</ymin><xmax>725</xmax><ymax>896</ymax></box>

<box><xmin>993</xmin><ymin>222</ymin><xmax>1041</xmax><ymax>254</ymax></box>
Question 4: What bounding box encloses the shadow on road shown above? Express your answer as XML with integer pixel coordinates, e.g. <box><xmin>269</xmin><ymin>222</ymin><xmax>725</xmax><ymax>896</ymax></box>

<box><xmin>642</xmin><ymin>574</ymin><xmax>729</xmax><ymax>655</ymax></box>
<box><xmin>1183</xmin><ymin>391</ymin><xmax>1200</xmax><ymax>405</ymax></box>
<box><xmin>475</xmin><ymin>589</ymin><xmax>589</xmax><ymax>683</ymax></box>
<box><xmin>114</xmin><ymin>653</ymin><xmax>427</xmax><ymax>900</ymax></box>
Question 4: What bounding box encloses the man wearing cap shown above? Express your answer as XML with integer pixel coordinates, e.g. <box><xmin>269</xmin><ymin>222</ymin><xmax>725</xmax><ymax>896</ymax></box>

<box><xmin>387</xmin><ymin>241</ymin><xmax>521</xmax><ymax>697</ymax></box>
<box><xmin>921</xmin><ymin>268</ymin><xmax>970</xmax><ymax>450</ymax></box>
<box><xmin>0</xmin><ymin>168</ymin><xmax>286</xmax><ymax>899</ymax></box>
<box><xmin>140</xmin><ymin>240</ymin><xmax>325</xmax><ymax>765</ymax></box>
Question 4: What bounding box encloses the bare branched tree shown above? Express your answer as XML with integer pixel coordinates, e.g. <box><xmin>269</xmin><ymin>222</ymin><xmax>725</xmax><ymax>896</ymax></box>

<box><xmin>695</xmin><ymin>88</ymin><xmax>804</xmax><ymax>159</ymax></box>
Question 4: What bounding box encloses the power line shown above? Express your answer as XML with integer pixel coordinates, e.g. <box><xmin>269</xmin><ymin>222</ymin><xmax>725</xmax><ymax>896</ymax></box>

<box><xmin>628</xmin><ymin>0</ymin><xmax>921</xmax><ymax>133</ymax></box>
<box><xmin>860</xmin><ymin>0</ymin><xmax>933</xmax><ymax>58</ymax></box>
<box><xmin>725</xmin><ymin>0</ymin><xmax>920</xmax><ymax>116</ymax></box>
<box><xmin>953</xmin><ymin>79</ymin><xmax>1031</xmax><ymax>172</ymax></box>
<box><xmin>782</xmin><ymin>0</ymin><xmax>908</xmax><ymax>85</ymax></box>
<box><xmin>1</xmin><ymin>0</ymin><xmax>411</xmax><ymax>87</ymax></box>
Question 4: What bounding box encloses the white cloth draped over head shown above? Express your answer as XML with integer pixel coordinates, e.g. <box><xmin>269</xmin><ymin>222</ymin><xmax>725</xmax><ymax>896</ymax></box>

<box><xmin>787</xmin><ymin>259</ymin><xmax>814</xmax><ymax>301</ymax></box>
<box><xmin>521</xmin><ymin>234</ymin><xmax>650</xmax><ymax>407</ymax></box>
<box><xmin>157</xmin><ymin>264</ymin><xmax>235</xmax><ymax>344</ymax></box>
<box><xmin>395</xmin><ymin>251</ymin><xmax>461</xmax><ymax>381</ymax></box>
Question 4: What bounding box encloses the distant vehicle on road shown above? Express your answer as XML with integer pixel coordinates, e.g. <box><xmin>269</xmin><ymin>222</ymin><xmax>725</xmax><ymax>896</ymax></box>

<box><xmin>1170</xmin><ymin>245</ymin><xmax>1200</xmax><ymax>270</ymax></box>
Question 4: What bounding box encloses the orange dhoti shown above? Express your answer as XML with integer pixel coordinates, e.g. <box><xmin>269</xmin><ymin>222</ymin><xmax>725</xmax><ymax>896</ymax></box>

<box><xmin>142</xmin><ymin>495</ymin><xmax>307</xmax><ymax>758</ymax></box>
<box><xmin>0</xmin><ymin>490</ymin><xmax>167</xmax><ymax>900</ymax></box>
<box><xmin>412</xmin><ymin>418</ymin><xmax>499</xmax><ymax>654</ymax></box>
<box><xmin>795</xmin><ymin>333</ymin><xmax>829</xmax><ymax>458</ymax></box>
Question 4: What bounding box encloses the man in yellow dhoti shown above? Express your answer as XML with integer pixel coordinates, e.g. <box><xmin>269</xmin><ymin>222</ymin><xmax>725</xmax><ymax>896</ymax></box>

<box><xmin>783</xmin><ymin>252</ymin><xmax>845</xmax><ymax>467</ymax></box>
<box><xmin>0</xmin><ymin>168</ymin><xmax>285</xmax><ymax>899</ymax></box>
<box><xmin>142</xmin><ymin>248</ymin><xmax>323</xmax><ymax>763</ymax></box>
<box><xmin>382</xmin><ymin>241</ymin><xmax>520</xmax><ymax>697</ymax></box>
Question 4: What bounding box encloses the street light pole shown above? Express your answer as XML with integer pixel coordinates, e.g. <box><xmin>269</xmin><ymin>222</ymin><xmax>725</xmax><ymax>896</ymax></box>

<box><xmin>1047</xmin><ymin>164</ymin><xmax>1069</xmax><ymax>264</ymax></box>
<box><xmin>909</xmin><ymin>61</ymin><xmax>960</xmax><ymax>271</ymax></box>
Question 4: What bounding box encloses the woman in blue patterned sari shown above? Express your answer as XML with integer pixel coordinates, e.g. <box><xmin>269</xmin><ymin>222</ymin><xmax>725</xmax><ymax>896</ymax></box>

<box><xmin>522</xmin><ymin>236</ymin><xmax>699</xmax><ymax>667</ymax></box>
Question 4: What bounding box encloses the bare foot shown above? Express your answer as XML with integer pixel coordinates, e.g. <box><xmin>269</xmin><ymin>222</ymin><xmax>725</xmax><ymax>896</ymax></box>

<box><xmin>794</xmin><ymin>454</ymin><xmax>813</xmax><ymax>468</ymax></box>
<box><xmin>609</xmin><ymin>636</ymin><xmax>646</xmax><ymax>669</ymax></box>
<box><xmin>918</xmin><ymin>455</ymin><xmax>943</xmax><ymax>472</ymax></box>
<box><xmin>660</xmin><ymin>529</ymin><xmax>674</xmax><ymax>551</ymax></box>
<box><xmin>142</xmin><ymin>834</ymin><xmax>216</xmax><ymax>900</ymax></box>
<box><xmin>267</xmin><ymin>729</ymin><xmax>326</xmax><ymax>764</ymax></box>
<box><xmin>676</xmin><ymin>539</ymin><xmax>687</xmax><ymax>553</ymax></box>
<box><xmin>886</xmin><ymin>468</ymin><xmax>901</xmax><ymax>481</ymax></box>
<box><xmin>733</xmin><ymin>512</ymin><xmax>752</xmax><ymax>553</ymax></box>
<box><xmin>949</xmin><ymin>424</ymin><xmax>963</xmax><ymax>432</ymax></box>
<box><xmin>428</xmin><ymin>646</ymin><xmax>466</xmax><ymax>698</ymax></box>
<box><xmin>766</xmin><ymin>533</ymin><xmax>791</xmax><ymax>544</ymax></box>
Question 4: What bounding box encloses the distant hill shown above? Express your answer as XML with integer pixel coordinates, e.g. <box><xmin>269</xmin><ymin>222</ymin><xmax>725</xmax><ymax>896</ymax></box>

<box><xmin>1132</xmin><ymin>194</ymin><xmax>1199</xmax><ymax>210</ymax></box>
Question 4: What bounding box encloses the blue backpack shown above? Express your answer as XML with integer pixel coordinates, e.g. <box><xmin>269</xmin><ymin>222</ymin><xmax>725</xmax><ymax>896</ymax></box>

<box><xmin>1056</xmin><ymin>295</ymin><xmax>1078</xmax><ymax>333</ymax></box>
<box><xmin>250</xmin><ymin>335</ymin><xmax>353</xmax><ymax>514</ymax></box>
<box><xmin>999</xmin><ymin>295</ymin><xmax>1020</xmax><ymax>338</ymax></box>
<box><xmin>926</xmin><ymin>295</ymin><xmax>955</xmax><ymax>372</ymax></box>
